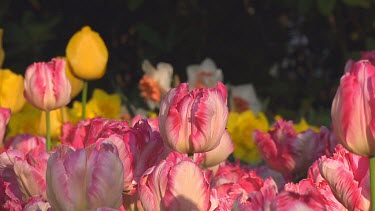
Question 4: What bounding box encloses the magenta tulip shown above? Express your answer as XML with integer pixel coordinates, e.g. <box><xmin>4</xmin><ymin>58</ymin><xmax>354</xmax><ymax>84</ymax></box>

<box><xmin>159</xmin><ymin>82</ymin><xmax>228</xmax><ymax>154</ymax></box>
<box><xmin>332</xmin><ymin>60</ymin><xmax>375</xmax><ymax>156</ymax></box>
<box><xmin>24</xmin><ymin>58</ymin><xmax>71</xmax><ymax>111</ymax></box>
<box><xmin>46</xmin><ymin>144</ymin><xmax>124</xmax><ymax>211</ymax></box>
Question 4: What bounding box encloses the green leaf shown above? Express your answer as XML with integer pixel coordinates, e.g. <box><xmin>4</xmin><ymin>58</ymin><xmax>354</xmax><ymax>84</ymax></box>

<box><xmin>341</xmin><ymin>0</ymin><xmax>370</xmax><ymax>8</ymax></box>
<box><xmin>317</xmin><ymin>0</ymin><xmax>336</xmax><ymax>16</ymax></box>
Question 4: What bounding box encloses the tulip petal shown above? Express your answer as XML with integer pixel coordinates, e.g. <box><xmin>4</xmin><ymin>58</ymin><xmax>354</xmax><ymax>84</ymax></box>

<box><xmin>164</xmin><ymin>160</ymin><xmax>210</xmax><ymax>211</ymax></box>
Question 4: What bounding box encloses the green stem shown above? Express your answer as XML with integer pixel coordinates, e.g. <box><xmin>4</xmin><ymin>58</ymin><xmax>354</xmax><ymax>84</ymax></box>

<box><xmin>46</xmin><ymin>110</ymin><xmax>51</xmax><ymax>151</ymax></box>
<box><xmin>371</xmin><ymin>156</ymin><xmax>375</xmax><ymax>211</ymax></box>
<box><xmin>81</xmin><ymin>81</ymin><xmax>88</xmax><ymax>120</ymax></box>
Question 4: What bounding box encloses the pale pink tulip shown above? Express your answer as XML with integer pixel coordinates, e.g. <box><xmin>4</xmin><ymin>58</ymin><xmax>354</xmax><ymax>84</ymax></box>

<box><xmin>332</xmin><ymin>60</ymin><xmax>375</xmax><ymax>156</ymax></box>
<box><xmin>139</xmin><ymin>157</ymin><xmax>211</xmax><ymax>211</ymax></box>
<box><xmin>159</xmin><ymin>82</ymin><xmax>228</xmax><ymax>154</ymax></box>
<box><xmin>0</xmin><ymin>149</ymin><xmax>49</xmax><ymax>202</ymax></box>
<box><xmin>319</xmin><ymin>145</ymin><xmax>370</xmax><ymax>210</ymax></box>
<box><xmin>194</xmin><ymin>130</ymin><xmax>234</xmax><ymax>168</ymax></box>
<box><xmin>24</xmin><ymin>58</ymin><xmax>71</xmax><ymax>111</ymax></box>
<box><xmin>23</xmin><ymin>195</ymin><xmax>51</xmax><ymax>211</ymax></box>
<box><xmin>0</xmin><ymin>107</ymin><xmax>10</xmax><ymax>143</ymax></box>
<box><xmin>46</xmin><ymin>144</ymin><xmax>124</xmax><ymax>211</ymax></box>
<box><xmin>2</xmin><ymin>134</ymin><xmax>45</xmax><ymax>155</ymax></box>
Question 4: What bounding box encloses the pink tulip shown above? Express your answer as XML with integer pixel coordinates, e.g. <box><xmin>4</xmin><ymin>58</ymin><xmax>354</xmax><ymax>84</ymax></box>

<box><xmin>332</xmin><ymin>60</ymin><xmax>375</xmax><ymax>156</ymax></box>
<box><xmin>0</xmin><ymin>107</ymin><xmax>10</xmax><ymax>143</ymax></box>
<box><xmin>0</xmin><ymin>149</ymin><xmax>49</xmax><ymax>202</ymax></box>
<box><xmin>2</xmin><ymin>134</ymin><xmax>45</xmax><ymax>155</ymax></box>
<box><xmin>270</xmin><ymin>179</ymin><xmax>327</xmax><ymax>210</ymax></box>
<box><xmin>46</xmin><ymin>144</ymin><xmax>124</xmax><ymax>210</ymax></box>
<box><xmin>139</xmin><ymin>157</ymin><xmax>211</xmax><ymax>211</ymax></box>
<box><xmin>23</xmin><ymin>195</ymin><xmax>51</xmax><ymax>211</ymax></box>
<box><xmin>194</xmin><ymin>130</ymin><xmax>234</xmax><ymax>168</ymax></box>
<box><xmin>159</xmin><ymin>82</ymin><xmax>228</xmax><ymax>154</ymax></box>
<box><xmin>24</xmin><ymin>58</ymin><xmax>71</xmax><ymax>111</ymax></box>
<box><xmin>254</xmin><ymin>119</ymin><xmax>335</xmax><ymax>178</ymax></box>
<box><xmin>318</xmin><ymin>145</ymin><xmax>370</xmax><ymax>210</ymax></box>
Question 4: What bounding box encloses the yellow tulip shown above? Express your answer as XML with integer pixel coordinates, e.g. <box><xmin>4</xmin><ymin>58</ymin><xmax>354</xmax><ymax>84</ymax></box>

<box><xmin>36</xmin><ymin>107</ymin><xmax>69</xmax><ymax>139</ymax></box>
<box><xmin>0</xmin><ymin>69</ymin><xmax>26</xmax><ymax>113</ymax></box>
<box><xmin>0</xmin><ymin>29</ymin><xmax>4</xmax><ymax>68</ymax></box>
<box><xmin>66</xmin><ymin>26</ymin><xmax>108</xmax><ymax>80</ymax></box>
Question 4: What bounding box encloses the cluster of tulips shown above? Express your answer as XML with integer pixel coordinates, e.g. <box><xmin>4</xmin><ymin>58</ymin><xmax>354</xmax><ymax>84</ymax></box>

<box><xmin>1</xmin><ymin>25</ymin><xmax>375</xmax><ymax>211</ymax></box>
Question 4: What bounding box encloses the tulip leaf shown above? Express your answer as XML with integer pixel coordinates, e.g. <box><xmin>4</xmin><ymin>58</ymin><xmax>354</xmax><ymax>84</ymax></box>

<box><xmin>317</xmin><ymin>0</ymin><xmax>336</xmax><ymax>16</ymax></box>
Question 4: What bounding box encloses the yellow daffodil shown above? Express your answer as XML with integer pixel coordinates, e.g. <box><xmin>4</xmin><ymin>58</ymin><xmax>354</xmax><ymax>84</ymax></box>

<box><xmin>68</xmin><ymin>89</ymin><xmax>121</xmax><ymax>124</ymax></box>
<box><xmin>227</xmin><ymin>110</ymin><xmax>269</xmax><ymax>163</ymax></box>
<box><xmin>0</xmin><ymin>69</ymin><xmax>26</xmax><ymax>113</ymax></box>
<box><xmin>0</xmin><ymin>29</ymin><xmax>4</xmax><ymax>68</ymax></box>
<box><xmin>6</xmin><ymin>103</ymin><xmax>69</xmax><ymax>140</ymax></box>
<box><xmin>66</xmin><ymin>26</ymin><xmax>108</xmax><ymax>80</ymax></box>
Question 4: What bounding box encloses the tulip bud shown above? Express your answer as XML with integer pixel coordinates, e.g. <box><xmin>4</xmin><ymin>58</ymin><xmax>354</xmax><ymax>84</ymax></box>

<box><xmin>331</xmin><ymin>60</ymin><xmax>375</xmax><ymax>156</ymax></box>
<box><xmin>159</xmin><ymin>82</ymin><xmax>229</xmax><ymax>154</ymax></box>
<box><xmin>0</xmin><ymin>69</ymin><xmax>26</xmax><ymax>113</ymax></box>
<box><xmin>66</xmin><ymin>26</ymin><xmax>109</xmax><ymax>80</ymax></box>
<box><xmin>24</xmin><ymin>58</ymin><xmax>71</xmax><ymax>111</ymax></box>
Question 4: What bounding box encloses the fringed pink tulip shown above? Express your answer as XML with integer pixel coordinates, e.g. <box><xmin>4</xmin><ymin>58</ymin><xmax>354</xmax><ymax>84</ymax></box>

<box><xmin>139</xmin><ymin>157</ymin><xmax>211</xmax><ymax>211</ymax></box>
<box><xmin>24</xmin><ymin>58</ymin><xmax>71</xmax><ymax>111</ymax></box>
<box><xmin>254</xmin><ymin>119</ymin><xmax>336</xmax><ymax>178</ymax></box>
<box><xmin>2</xmin><ymin>134</ymin><xmax>45</xmax><ymax>155</ymax></box>
<box><xmin>159</xmin><ymin>82</ymin><xmax>228</xmax><ymax>154</ymax></box>
<box><xmin>332</xmin><ymin>60</ymin><xmax>375</xmax><ymax>156</ymax></box>
<box><xmin>319</xmin><ymin>145</ymin><xmax>370</xmax><ymax>210</ymax></box>
<box><xmin>0</xmin><ymin>148</ymin><xmax>49</xmax><ymax>203</ymax></box>
<box><xmin>46</xmin><ymin>144</ymin><xmax>124</xmax><ymax>211</ymax></box>
<box><xmin>0</xmin><ymin>107</ymin><xmax>10</xmax><ymax>143</ymax></box>
<box><xmin>270</xmin><ymin>179</ymin><xmax>327</xmax><ymax>210</ymax></box>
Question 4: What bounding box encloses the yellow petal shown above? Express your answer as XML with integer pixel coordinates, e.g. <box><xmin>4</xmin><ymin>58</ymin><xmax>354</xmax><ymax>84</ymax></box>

<box><xmin>0</xmin><ymin>69</ymin><xmax>26</xmax><ymax>113</ymax></box>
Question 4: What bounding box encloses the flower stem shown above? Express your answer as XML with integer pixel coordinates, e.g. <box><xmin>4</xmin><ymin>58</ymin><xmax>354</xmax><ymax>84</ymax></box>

<box><xmin>370</xmin><ymin>156</ymin><xmax>375</xmax><ymax>211</ymax></box>
<box><xmin>81</xmin><ymin>81</ymin><xmax>88</xmax><ymax>119</ymax></box>
<box><xmin>46</xmin><ymin>110</ymin><xmax>51</xmax><ymax>151</ymax></box>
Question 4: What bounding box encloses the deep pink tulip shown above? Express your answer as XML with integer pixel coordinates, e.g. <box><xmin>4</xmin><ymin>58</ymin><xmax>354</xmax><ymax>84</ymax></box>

<box><xmin>24</xmin><ymin>58</ymin><xmax>71</xmax><ymax>111</ymax></box>
<box><xmin>270</xmin><ymin>179</ymin><xmax>327</xmax><ymax>210</ymax></box>
<box><xmin>159</xmin><ymin>82</ymin><xmax>228</xmax><ymax>154</ymax></box>
<box><xmin>139</xmin><ymin>157</ymin><xmax>211</xmax><ymax>211</ymax></box>
<box><xmin>0</xmin><ymin>107</ymin><xmax>10</xmax><ymax>143</ymax></box>
<box><xmin>46</xmin><ymin>144</ymin><xmax>124</xmax><ymax>211</ymax></box>
<box><xmin>194</xmin><ymin>130</ymin><xmax>234</xmax><ymax>168</ymax></box>
<box><xmin>332</xmin><ymin>60</ymin><xmax>375</xmax><ymax>156</ymax></box>
<box><xmin>319</xmin><ymin>145</ymin><xmax>370</xmax><ymax>210</ymax></box>
<box><xmin>254</xmin><ymin>119</ymin><xmax>336</xmax><ymax>178</ymax></box>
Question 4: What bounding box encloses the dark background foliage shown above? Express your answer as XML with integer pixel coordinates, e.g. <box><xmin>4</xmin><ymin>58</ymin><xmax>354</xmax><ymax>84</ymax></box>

<box><xmin>1</xmin><ymin>0</ymin><xmax>374</xmax><ymax>125</ymax></box>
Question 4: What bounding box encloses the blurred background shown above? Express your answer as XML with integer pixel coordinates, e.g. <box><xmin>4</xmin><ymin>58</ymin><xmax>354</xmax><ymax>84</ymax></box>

<box><xmin>1</xmin><ymin>0</ymin><xmax>374</xmax><ymax>126</ymax></box>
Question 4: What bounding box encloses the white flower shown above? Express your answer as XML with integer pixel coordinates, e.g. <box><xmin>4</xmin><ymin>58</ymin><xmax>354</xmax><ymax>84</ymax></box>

<box><xmin>228</xmin><ymin>83</ymin><xmax>262</xmax><ymax>113</ymax></box>
<box><xmin>186</xmin><ymin>58</ymin><xmax>223</xmax><ymax>89</ymax></box>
